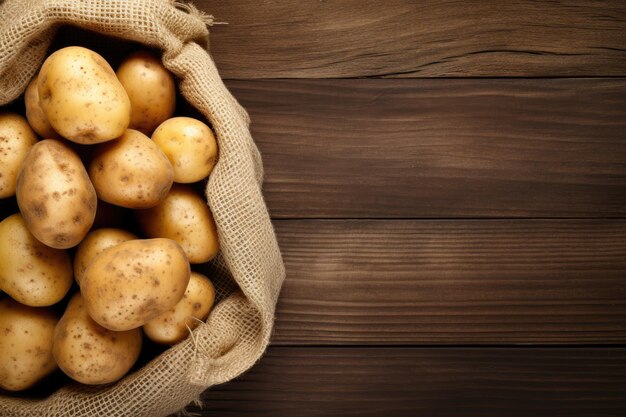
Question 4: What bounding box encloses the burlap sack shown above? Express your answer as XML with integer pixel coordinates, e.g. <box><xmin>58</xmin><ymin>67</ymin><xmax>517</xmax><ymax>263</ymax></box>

<box><xmin>0</xmin><ymin>0</ymin><xmax>285</xmax><ymax>415</ymax></box>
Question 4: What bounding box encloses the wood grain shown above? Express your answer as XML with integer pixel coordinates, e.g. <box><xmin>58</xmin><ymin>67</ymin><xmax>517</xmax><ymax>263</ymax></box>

<box><xmin>271</xmin><ymin>220</ymin><xmax>626</xmax><ymax>345</ymax></box>
<box><xmin>201</xmin><ymin>0</ymin><xmax>626</xmax><ymax>78</ymax></box>
<box><xmin>226</xmin><ymin>78</ymin><xmax>626</xmax><ymax>218</ymax></box>
<box><xmin>195</xmin><ymin>347</ymin><xmax>626</xmax><ymax>417</ymax></box>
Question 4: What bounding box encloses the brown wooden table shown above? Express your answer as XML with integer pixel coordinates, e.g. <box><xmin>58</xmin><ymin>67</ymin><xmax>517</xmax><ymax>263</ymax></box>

<box><xmin>189</xmin><ymin>1</ymin><xmax>626</xmax><ymax>415</ymax></box>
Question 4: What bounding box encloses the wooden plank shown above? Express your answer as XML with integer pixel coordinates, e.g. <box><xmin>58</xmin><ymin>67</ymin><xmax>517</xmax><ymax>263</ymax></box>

<box><xmin>195</xmin><ymin>347</ymin><xmax>626</xmax><ymax>417</ymax></box>
<box><xmin>201</xmin><ymin>0</ymin><xmax>626</xmax><ymax>78</ymax></box>
<box><xmin>271</xmin><ymin>220</ymin><xmax>626</xmax><ymax>345</ymax></box>
<box><xmin>226</xmin><ymin>78</ymin><xmax>626</xmax><ymax>218</ymax></box>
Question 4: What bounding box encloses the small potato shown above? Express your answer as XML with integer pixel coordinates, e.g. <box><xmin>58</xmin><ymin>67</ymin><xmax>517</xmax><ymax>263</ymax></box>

<box><xmin>0</xmin><ymin>298</ymin><xmax>58</xmax><ymax>391</ymax></box>
<box><xmin>0</xmin><ymin>113</ymin><xmax>38</xmax><ymax>199</ymax></box>
<box><xmin>116</xmin><ymin>51</ymin><xmax>176</xmax><ymax>135</ymax></box>
<box><xmin>16</xmin><ymin>139</ymin><xmax>97</xmax><ymax>249</ymax></box>
<box><xmin>73</xmin><ymin>228</ymin><xmax>138</xmax><ymax>286</ymax></box>
<box><xmin>152</xmin><ymin>117</ymin><xmax>218</xmax><ymax>183</ymax></box>
<box><xmin>53</xmin><ymin>293</ymin><xmax>142</xmax><ymax>385</ymax></box>
<box><xmin>0</xmin><ymin>213</ymin><xmax>73</xmax><ymax>306</ymax></box>
<box><xmin>137</xmin><ymin>184</ymin><xmax>219</xmax><ymax>263</ymax></box>
<box><xmin>81</xmin><ymin>238</ymin><xmax>190</xmax><ymax>331</ymax></box>
<box><xmin>144</xmin><ymin>272</ymin><xmax>215</xmax><ymax>345</ymax></box>
<box><xmin>24</xmin><ymin>75</ymin><xmax>59</xmax><ymax>139</ymax></box>
<box><xmin>38</xmin><ymin>46</ymin><xmax>130</xmax><ymax>144</ymax></box>
<box><xmin>89</xmin><ymin>129</ymin><xmax>173</xmax><ymax>209</ymax></box>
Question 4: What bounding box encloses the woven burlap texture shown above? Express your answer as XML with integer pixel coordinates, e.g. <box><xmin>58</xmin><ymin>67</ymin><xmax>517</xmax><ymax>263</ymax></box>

<box><xmin>0</xmin><ymin>0</ymin><xmax>285</xmax><ymax>416</ymax></box>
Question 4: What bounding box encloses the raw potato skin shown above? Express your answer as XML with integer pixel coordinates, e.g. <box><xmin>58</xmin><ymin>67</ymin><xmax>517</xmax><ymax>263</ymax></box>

<box><xmin>38</xmin><ymin>46</ymin><xmax>131</xmax><ymax>144</ymax></box>
<box><xmin>73</xmin><ymin>228</ymin><xmax>138</xmax><ymax>286</ymax></box>
<box><xmin>144</xmin><ymin>271</ymin><xmax>215</xmax><ymax>345</ymax></box>
<box><xmin>137</xmin><ymin>184</ymin><xmax>219</xmax><ymax>263</ymax></box>
<box><xmin>152</xmin><ymin>117</ymin><xmax>218</xmax><ymax>183</ymax></box>
<box><xmin>0</xmin><ymin>298</ymin><xmax>58</xmax><ymax>391</ymax></box>
<box><xmin>89</xmin><ymin>129</ymin><xmax>174</xmax><ymax>209</ymax></box>
<box><xmin>116</xmin><ymin>51</ymin><xmax>176</xmax><ymax>135</ymax></box>
<box><xmin>81</xmin><ymin>238</ymin><xmax>191</xmax><ymax>331</ymax></box>
<box><xmin>53</xmin><ymin>293</ymin><xmax>142</xmax><ymax>385</ymax></box>
<box><xmin>16</xmin><ymin>139</ymin><xmax>97</xmax><ymax>249</ymax></box>
<box><xmin>0</xmin><ymin>113</ymin><xmax>38</xmax><ymax>199</ymax></box>
<box><xmin>0</xmin><ymin>213</ymin><xmax>73</xmax><ymax>306</ymax></box>
<box><xmin>24</xmin><ymin>75</ymin><xmax>59</xmax><ymax>139</ymax></box>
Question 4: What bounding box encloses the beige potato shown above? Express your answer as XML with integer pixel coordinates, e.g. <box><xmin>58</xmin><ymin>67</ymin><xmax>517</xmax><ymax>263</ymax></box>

<box><xmin>152</xmin><ymin>117</ymin><xmax>218</xmax><ymax>183</ymax></box>
<box><xmin>24</xmin><ymin>75</ymin><xmax>59</xmax><ymax>139</ymax></box>
<box><xmin>0</xmin><ymin>298</ymin><xmax>58</xmax><ymax>391</ymax></box>
<box><xmin>116</xmin><ymin>51</ymin><xmax>176</xmax><ymax>135</ymax></box>
<box><xmin>137</xmin><ymin>184</ymin><xmax>219</xmax><ymax>263</ymax></box>
<box><xmin>89</xmin><ymin>129</ymin><xmax>173</xmax><ymax>209</ymax></box>
<box><xmin>144</xmin><ymin>272</ymin><xmax>215</xmax><ymax>345</ymax></box>
<box><xmin>73</xmin><ymin>228</ymin><xmax>138</xmax><ymax>285</ymax></box>
<box><xmin>38</xmin><ymin>46</ymin><xmax>130</xmax><ymax>144</ymax></box>
<box><xmin>53</xmin><ymin>293</ymin><xmax>142</xmax><ymax>385</ymax></box>
<box><xmin>16</xmin><ymin>139</ymin><xmax>97</xmax><ymax>249</ymax></box>
<box><xmin>0</xmin><ymin>113</ymin><xmax>38</xmax><ymax>199</ymax></box>
<box><xmin>81</xmin><ymin>238</ymin><xmax>190</xmax><ymax>331</ymax></box>
<box><xmin>0</xmin><ymin>213</ymin><xmax>73</xmax><ymax>306</ymax></box>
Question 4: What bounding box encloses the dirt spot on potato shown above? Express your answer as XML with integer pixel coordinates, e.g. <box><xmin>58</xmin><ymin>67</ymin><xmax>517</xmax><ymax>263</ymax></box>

<box><xmin>75</xmin><ymin>127</ymin><xmax>98</xmax><ymax>143</ymax></box>
<box><xmin>31</xmin><ymin>202</ymin><xmax>48</xmax><ymax>219</ymax></box>
<box><xmin>54</xmin><ymin>233</ymin><xmax>69</xmax><ymax>245</ymax></box>
<box><xmin>141</xmin><ymin>298</ymin><xmax>161</xmax><ymax>318</ymax></box>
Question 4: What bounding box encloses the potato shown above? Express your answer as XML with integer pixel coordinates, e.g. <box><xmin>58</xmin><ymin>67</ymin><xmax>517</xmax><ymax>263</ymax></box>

<box><xmin>53</xmin><ymin>293</ymin><xmax>142</xmax><ymax>385</ymax></box>
<box><xmin>0</xmin><ymin>113</ymin><xmax>38</xmax><ymax>199</ymax></box>
<box><xmin>116</xmin><ymin>51</ymin><xmax>176</xmax><ymax>135</ymax></box>
<box><xmin>38</xmin><ymin>46</ymin><xmax>130</xmax><ymax>144</ymax></box>
<box><xmin>144</xmin><ymin>272</ymin><xmax>215</xmax><ymax>345</ymax></box>
<box><xmin>89</xmin><ymin>129</ymin><xmax>174</xmax><ymax>209</ymax></box>
<box><xmin>0</xmin><ymin>298</ymin><xmax>58</xmax><ymax>391</ymax></box>
<box><xmin>16</xmin><ymin>139</ymin><xmax>97</xmax><ymax>249</ymax></box>
<box><xmin>137</xmin><ymin>184</ymin><xmax>219</xmax><ymax>263</ymax></box>
<box><xmin>81</xmin><ymin>238</ymin><xmax>190</xmax><ymax>331</ymax></box>
<box><xmin>0</xmin><ymin>213</ymin><xmax>72</xmax><ymax>306</ymax></box>
<box><xmin>24</xmin><ymin>75</ymin><xmax>59</xmax><ymax>139</ymax></box>
<box><xmin>152</xmin><ymin>117</ymin><xmax>218</xmax><ymax>183</ymax></box>
<box><xmin>73</xmin><ymin>228</ymin><xmax>138</xmax><ymax>286</ymax></box>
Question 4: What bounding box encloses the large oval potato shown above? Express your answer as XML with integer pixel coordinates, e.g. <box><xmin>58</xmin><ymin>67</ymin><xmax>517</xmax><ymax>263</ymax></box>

<box><xmin>0</xmin><ymin>213</ymin><xmax>73</xmax><ymax>306</ymax></box>
<box><xmin>89</xmin><ymin>129</ymin><xmax>173</xmax><ymax>209</ymax></box>
<box><xmin>53</xmin><ymin>293</ymin><xmax>142</xmax><ymax>385</ymax></box>
<box><xmin>38</xmin><ymin>46</ymin><xmax>130</xmax><ymax>144</ymax></box>
<box><xmin>144</xmin><ymin>271</ymin><xmax>215</xmax><ymax>345</ymax></box>
<box><xmin>152</xmin><ymin>117</ymin><xmax>218</xmax><ymax>183</ymax></box>
<box><xmin>0</xmin><ymin>113</ymin><xmax>38</xmax><ymax>199</ymax></box>
<box><xmin>16</xmin><ymin>139</ymin><xmax>97</xmax><ymax>249</ymax></box>
<box><xmin>24</xmin><ymin>75</ymin><xmax>59</xmax><ymax>139</ymax></box>
<box><xmin>137</xmin><ymin>184</ymin><xmax>219</xmax><ymax>263</ymax></box>
<box><xmin>73</xmin><ymin>228</ymin><xmax>138</xmax><ymax>286</ymax></box>
<box><xmin>116</xmin><ymin>51</ymin><xmax>176</xmax><ymax>135</ymax></box>
<box><xmin>81</xmin><ymin>238</ymin><xmax>190</xmax><ymax>331</ymax></box>
<box><xmin>0</xmin><ymin>298</ymin><xmax>58</xmax><ymax>391</ymax></box>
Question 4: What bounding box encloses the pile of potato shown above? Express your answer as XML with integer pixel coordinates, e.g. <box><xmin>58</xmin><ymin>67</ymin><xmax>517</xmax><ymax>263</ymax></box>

<box><xmin>0</xmin><ymin>46</ymin><xmax>219</xmax><ymax>391</ymax></box>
